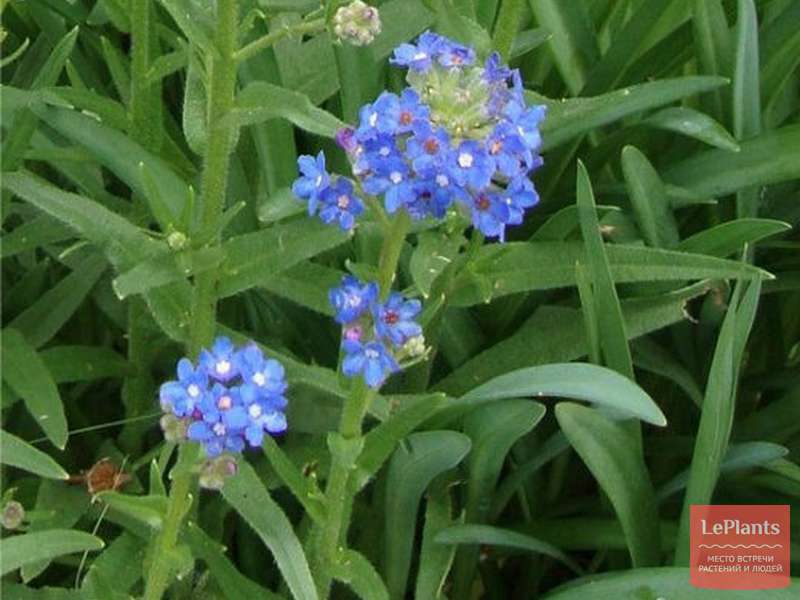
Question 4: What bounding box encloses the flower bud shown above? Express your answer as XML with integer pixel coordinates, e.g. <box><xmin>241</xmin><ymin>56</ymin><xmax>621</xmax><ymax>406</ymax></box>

<box><xmin>160</xmin><ymin>413</ymin><xmax>189</xmax><ymax>442</ymax></box>
<box><xmin>167</xmin><ymin>231</ymin><xmax>188</xmax><ymax>251</ymax></box>
<box><xmin>199</xmin><ymin>455</ymin><xmax>239</xmax><ymax>491</ymax></box>
<box><xmin>2</xmin><ymin>500</ymin><xmax>25</xmax><ymax>530</ymax></box>
<box><xmin>333</xmin><ymin>1</ymin><xmax>381</xmax><ymax>47</ymax></box>
<box><xmin>402</xmin><ymin>335</ymin><xmax>426</xmax><ymax>358</ymax></box>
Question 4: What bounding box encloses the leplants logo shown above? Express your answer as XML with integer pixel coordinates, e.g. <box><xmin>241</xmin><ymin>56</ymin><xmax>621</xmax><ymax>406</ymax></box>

<box><xmin>690</xmin><ymin>505</ymin><xmax>790</xmax><ymax>589</ymax></box>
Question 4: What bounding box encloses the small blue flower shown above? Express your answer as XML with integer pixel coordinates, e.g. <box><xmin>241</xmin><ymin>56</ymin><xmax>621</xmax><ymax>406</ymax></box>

<box><xmin>342</xmin><ymin>339</ymin><xmax>400</xmax><ymax>388</ymax></box>
<box><xmin>373</xmin><ymin>292</ymin><xmax>422</xmax><ymax>346</ymax></box>
<box><xmin>405</xmin><ymin>179</ymin><xmax>453</xmax><ymax>220</ymax></box>
<box><xmin>469</xmin><ymin>190</ymin><xmax>512</xmax><ymax>240</ymax></box>
<box><xmin>405</xmin><ymin>121</ymin><xmax>451</xmax><ymax>178</ymax></box>
<box><xmin>187</xmin><ymin>384</ymin><xmax>249</xmax><ymax>457</ymax></box>
<box><xmin>503</xmin><ymin>176</ymin><xmax>540</xmax><ymax>226</ymax></box>
<box><xmin>436</xmin><ymin>38</ymin><xmax>475</xmax><ymax>68</ymax></box>
<box><xmin>487</xmin><ymin>121</ymin><xmax>531</xmax><ymax>178</ymax></box>
<box><xmin>448</xmin><ymin>140</ymin><xmax>494</xmax><ymax>190</ymax></box>
<box><xmin>329</xmin><ymin>275</ymin><xmax>379</xmax><ymax>324</ymax></box>
<box><xmin>507</xmin><ymin>104</ymin><xmax>546</xmax><ymax>152</ymax></box>
<box><xmin>484</xmin><ymin>52</ymin><xmax>512</xmax><ymax>83</ymax></box>
<box><xmin>292</xmin><ymin>152</ymin><xmax>330</xmax><ymax>214</ymax></box>
<box><xmin>239</xmin><ymin>384</ymin><xmax>288</xmax><ymax>446</ymax></box>
<box><xmin>235</xmin><ymin>344</ymin><xmax>288</xmax><ymax>397</ymax></box>
<box><xmin>374</xmin><ymin>89</ymin><xmax>429</xmax><ymax>135</ymax></box>
<box><xmin>318</xmin><ymin>178</ymin><xmax>364</xmax><ymax>231</ymax></box>
<box><xmin>159</xmin><ymin>358</ymin><xmax>208</xmax><ymax>417</ymax></box>
<box><xmin>390</xmin><ymin>31</ymin><xmax>443</xmax><ymax>72</ymax></box>
<box><xmin>199</xmin><ymin>337</ymin><xmax>239</xmax><ymax>382</ymax></box>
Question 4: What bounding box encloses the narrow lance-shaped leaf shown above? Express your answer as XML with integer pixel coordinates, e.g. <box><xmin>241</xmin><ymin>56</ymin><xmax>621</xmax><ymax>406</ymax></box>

<box><xmin>0</xmin><ymin>430</ymin><xmax>69</xmax><ymax>480</ymax></box>
<box><xmin>0</xmin><ymin>530</ymin><xmax>104</xmax><ymax>576</ymax></box>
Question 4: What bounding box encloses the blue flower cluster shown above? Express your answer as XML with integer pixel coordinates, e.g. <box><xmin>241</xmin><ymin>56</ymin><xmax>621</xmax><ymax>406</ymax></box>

<box><xmin>329</xmin><ymin>276</ymin><xmax>423</xmax><ymax>388</ymax></box>
<box><xmin>292</xmin><ymin>31</ymin><xmax>545</xmax><ymax>241</ymax></box>
<box><xmin>159</xmin><ymin>337</ymin><xmax>288</xmax><ymax>456</ymax></box>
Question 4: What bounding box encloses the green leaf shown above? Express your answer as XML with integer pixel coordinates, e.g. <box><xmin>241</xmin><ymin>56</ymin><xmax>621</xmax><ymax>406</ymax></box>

<box><xmin>410</xmin><ymin>230</ymin><xmax>464</xmax><ymax>298</ymax></box>
<box><xmin>414</xmin><ymin>483</ymin><xmax>458</xmax><ymax>600</ymax></box>
<box><xmin>1</xmin><ymin>215</ymin><xmax>74</xmax><ymax>258</ymax></box>
<box><xmin>448</xmin><ymin>241</ymin><xmax>768</xmax><ymax>306</ymax></box>
<box><xmin>111</xmin><ymin>247</ymin><xmax>223</xmax><ymax>299</ymax></box>
<box><xmin>40</xmin><ymin>345</ymin><xmax>132</xmax><ymax>383</ymax></box>
<box><xmin>1</xmin><ymin>329</ymin><xmax>67</xmax><ymax>449</ymax></box>
<box><xmin>262</xmin><ymin>435</ymin><xmax>326</xmax><ymax>524</ymax></box>
<box><xmin>555</xmin><ymin>403</ymin><xmax>661</xmax><ymax>567</ymax></box>
<box><xmin>658</xmin><ymin>441</ymin><xmax>789</xmax><ymax>502</ymax></box>
<box><xmin>217</xmin><ymin>220</ymin><xmax>350</xmax><ymax>298</ymax></box>
<box><xmin>577</xmin><ymin>161</ymin><xmax>633</xmax><ymax>378</ymax></box>
<box><xmin>182</xmin><ymin>55</ymin><xmax>207</xmax><ymax>155</ymax></box>
<box><xmin>184</xmin><ymin>522</ymin><xmax>282</xmax><ymax>600</ymax></box>
<box><xmin>353</xmin><ymin>394</ymin><xmax>447</xmax><ymax>491</ymax></box>
<box><xmin>156</xmin><ymin>0</ymin><xmax>215</xmax><ymax>54</ymax></box>
<box><xmin>384</xmin><ymin>431</ymin><xmax>471</xmax><ymax>600</ymax></box>
<box><xmin>541</xmin><ymin>567</ymin><xmax>800</xmax><ymax>599</ymax></box>
<box><xmin>436</xmin><ymin>524</ymin><xmax>580</xmax><ymax>573</ymax></box>
<box><xmin>0</xmin><ymin>530</ymin><xmax>104</xmax><ymax>576</ymax></box>
<box><xmin>621</xmin><ymin>146</ymin><xmax>680</xmax><ymax>248</ymax></box>
<box><xmin>631</xmin><ymin>338</ymin><xmax>703</xmax><ymax>407</ymax></box>
<box><xmin>451</xmin><ymin>363</ymin><xmax>665</xmax><ymax>426</ymax></box>
<box><xmin>761</xmin><ymin>0</ymin><xmax>800</xmax><ymax>112</ymax></box>
<box><xmin>677</xmin><ymin>218</ymin><xmax>790</xmax><ymax>257</ymax></box>
<box><xmin>8</xmin><ymin>253</ymin><xmax>106</xmax><ymax>349</ymax></box>
<box><xmin>331</xmin><ymin>549</ymin><xmax>390</xmax><ymax>600</ymax></box>
<box><xmin>96</xmin><ymin>492</ymin><xmax>167</xmax><ymax>529</ymax></box>
<box><xmin>535</xmin><ymin>76</ymin><xmax>729</xmax><ymax>151</ymax></box>
<box><xmin>222</xmin><ymin>461</ymin><xmax>319</xmax><ymax>600</ymax></box>
<box><xmin>0</xmin><ymin>430</ymin><xmax>68</xmax><ymax>480</ymax></box>
<box><xmin>692</xmin><ymin>0</ymin><xmax>731</xmax><ymax>119</ymax></box>
<box><xmin>233</xmin><ymin>82</ymin><xmax>345</xmax><ymax>139</ymax></box>
<box><xmin>663</xmin><ymin>125</ymin><xmax>800</xmax><ymax>197</ymax></box>
<box><xmin>437</xmin><ymin>283</ymin><xmax>710</xmax><ymax>396</ymax></box>
<box><xmin>642</xmin><ymin>107</ymin><xmax>739</xmax><ymax>151</ymax></box>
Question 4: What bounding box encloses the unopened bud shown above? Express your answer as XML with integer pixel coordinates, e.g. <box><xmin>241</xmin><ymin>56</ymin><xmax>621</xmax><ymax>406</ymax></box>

<box><xmin>333</xmin><ymin>1</ymin><xmax>381</xmax><ymax>47</ymax></box>
<box><xmin>167</xmin><ymin>231</ymin><xmax>188</xmax><ymax>251</ymax></box>
<box><xmin>199</xmin><ymin>455</ymin><xmax>239</xmax><ymax>491</ymax></box>
<box><xmin>403</xmin><ymin>335</ymin><xmax>426</xmax><ymax>358</ymax></box>
<box><xmin>160</xmin><ymin>414</ymin><xmax>189</xmax><ymax>442</ymax></box>
<box><xmin>2</xmin><ymin>501</ymin><xmax>25</xmax><ymax>530</ymax></box>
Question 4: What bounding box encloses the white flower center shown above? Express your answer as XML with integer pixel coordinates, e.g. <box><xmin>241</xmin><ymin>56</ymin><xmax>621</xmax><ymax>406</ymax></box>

<box><xmin>187</xmin><ymin>384</ymin><xmax>200</xmax><ymax>398</ymax></box>
<box><xmin>337</xmin><ymin>194</ymin><xmax>350</xmax><ymax>209</ymax></box>
<box><xmin>390</xmin><ymin>171</ymin><xmax>403</xmax><ymax>184</ymax></box>
<box><xmin>213</xmin><ymin>423</ymin><xmax>227</xmax><ymax>436</ymax></box>
<box><xmin>458</xmin><ymin>152</ymin><xmax>474</xmax><ymax>168</ymax></box>
<box><xmin>379</xmin><ymin>146</ymin><xmax>391</xmax><ymax>157</ymax></box>
<box><xmin>413</xmin><ymin>51</ymin><xmax>428</xmax><ymax>61</ymax></box>
<box><xmin>365</xmin><ymin>348</ymin><xmax>380</xmax><ymax>360</ymax></box>
<box><xmin>248</xmin><ymin>404</ymin><xmax>263</xmax><ymax>419</ymax></box>
<box><xmin>252</xmin><ymin>372</ymin><xmax>266</xmax><ymax>386</ymax></box>
<box><xmin>217</xmin><ymin>395</ymin><xmax>232</xmax><ymax>410</ymax></box>
<box><xmin>216</xmin><ymin>360</ymin><xmax>231</xmax><ymax>375</ymax></box>
<box><xmin>346</xmin><ymin>294</ymin><xmax>362</xmax><ymax>308</ymax></box>
<box><xmin>315</xmin><ymin>174</ymin><xmax>323</xmax><ymax>187</ymax></box>
<box><xmin>435</xmin><ymin>174</ymin><xmax>449</xmax><ymax>187</ymax></box>
<box><xmin>369</xmin><ymin>112</ymin><xmax>378</xmax><ymax>127</ymax></box>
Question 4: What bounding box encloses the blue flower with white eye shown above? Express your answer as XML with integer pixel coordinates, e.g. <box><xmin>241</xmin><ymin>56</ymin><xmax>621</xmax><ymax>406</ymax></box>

<box><xmin>373</xmin><ymin>292</ymin><xmax>423</xmax><ymax>346</ymax></box>
<box><xmin>239</xmin><ymin>384</ymin><xmax>288</xmax><ymax>447</ymax></box>
<box><xmin>292</xmin><ymin>152</ymin><xmax>330</xmax><ymax>214</ymax></box>
<box><xmin>487</xmin><ymin>121</ymin><xmax>531</xmax><ymax>178</ymax></box>
<box><xmin>468</xmin><ymin>190</ymin><xmax>512</xmax><ymax>240</ymax></box>
<box><xmin>235</xmin><ymin>344</ymin><xmax>288</xmax><ymax>397</ymax></box>
<box><xmin>342</xmin><ymin>339</ymin><xmax>400</xmax><ymax>388</ymax></box>
<box><xmin>199</xmin><ymin>337</ymin><xmax>238</xmax><ymax>382</ymax></box>
<box><xmin>159</xmin><ymin>358</ymin><xmax>208</xmax><ymax>417</ymax></box>
<box><xmin>390</xmin><ymin>31</ymin><xmax>443</xmax><ymax>72</ymax></box>
<box><xmin>503</xmin><ymin>176</ymin><xmax>540</xmax><ymax>226</ymax></box>
<box><xmin>318</xmin><ymin>178</ymin><xmax>364</xmax><ymax>231</ymax></box>
<box><xmin>187</xmin><ymin>384</ymin><xmax>249</xmax><ymax>457</ymax></box>
<box><xmin>405</xmin><ymin>121</ymin><xmax>451</xmax><ymax>178</ymax></box>
<box><xmin>372</xmin><ymin>89</ymin><xmax>429</xmax><ymax>135</ymax></box>
<box><xmin>329</xmin><ymin>275</ymin><xmax>379</xmax><ymax>324</ymax></box>
<box><xmin>507</xmin><ymin>105</ymin><xmax>546</xmax><ymax>152</ymax></box>
<box><xmin>449</xmin><ymin>140</ymin><xmax>494</xmax><ymax>190</ymax></box>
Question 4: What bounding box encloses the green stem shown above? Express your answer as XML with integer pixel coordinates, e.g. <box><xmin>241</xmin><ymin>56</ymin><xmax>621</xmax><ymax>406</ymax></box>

<box><xmin>143</xmin><ymin>3</ymin><xmax>239</xmax><ymax>599</ymax></box>
<box><xmin>234</xmin><ymin>18</ymin><xmax>326</xmax><ymax>63</ymax></box>
<box><xmin>310</xmin><ymin>211</ymin><xmax>411</xmax><ymax>597</ymax></box>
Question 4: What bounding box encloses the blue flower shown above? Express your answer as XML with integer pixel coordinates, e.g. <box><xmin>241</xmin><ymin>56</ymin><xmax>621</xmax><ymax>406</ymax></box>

<box><xmin>329</xmin><ymin>275</ymin><xmax>379</xmax><ymax>324</ymax></box>
<box><xmin>318</xmin><ymin>178</ymin><xmax>364</xmax><ymax>231</ymax></box>
<box><xmin>342</xmin><ymin>339</ymin><xmax>400</xmax><ymax>388</ymax></box>
<box><xmin>187</xmin><ymin>384</ymin><xmax>249</xmax><ymax>456</ymax></box>
<box><xmin>469</xmin><ymin>190</ymin><xmax>511</xmax><ymax>240</ymax></box>
<box><xmin>373</xmin><ymin>89</ymin><xmax>429</xmax><ymax>135</ymax></box>
<box><xmin>484</xmin><ymin>52</ymin><xmax>512</xmax><ymax>83</ymax></box>
<box><xmin>405</xmin><ymin>121</ymin><xmax>451</xmax><ymax>178</ymax></box>
<box><xmin>405</xmin><ymin>179</ymin><xmax>453</xmax><ymax>220</ymax></box>
<box><xmin>503</xmin><ymin>176</ymin><xmax>540</xmax><ymax>226</ymax></box>
<box><xmin>239</xmin><ymin>384</ymin><xmax>288</xmax><ymax>446</ymax></box>
<box><xmin>235</xmin><ymin>344</ymin><xmax>288</xmax><ymax>397</ymax></box>
<box><xmin>373</xmin><ymin>292</ymin><xmax>422</xmax><ymax>346</ymax></box>
<box><xmin>390</xmin><ymin>31</ymin><xmax>443</xmax><ymax>72</ymax></box>
<box><xmin>159</xmin><ymin>358</ymin><xmax>208</xmax><ymax>417</ymax></box>
<box><xmin>436</xmin><ymin>38</ymin><xmax>475</xmax><ymax>68</ymax></box>
<box><xmin>487</xmin><ymin>121</ymin><xmax>531</xmax><ymax>178</ymax></box>
<box><xmin>449</xmin><ymin>140</ymin><xmax>494</xmax><ymax>190</ymax></box>
<box><xmin>292</xmin><ymin>152</ymin><xmax>330</xmax><ymax>214</ymax></box>
<box><xmin>199</xmin><ymin>337</ymin><xmax>239</xmax><ymax>382</ymax></box>
<box><xmin>507</xmin><ymin>104</ymin><xmax>546</xmax><ymax>152</ymax></box>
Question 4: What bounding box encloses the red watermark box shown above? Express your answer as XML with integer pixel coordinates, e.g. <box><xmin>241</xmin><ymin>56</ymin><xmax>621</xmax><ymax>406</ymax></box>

<box><xmin>690</xmin><ymin>504</ymin><xmax>790</xmax><ymax>589</ymax></box>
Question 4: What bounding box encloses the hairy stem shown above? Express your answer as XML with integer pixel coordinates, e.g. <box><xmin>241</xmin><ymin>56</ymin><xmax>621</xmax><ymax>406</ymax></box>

<box><xmin>234</xmin><ymin>17</ymin><xmax>326</xmax><ymax>63</ymax></box>
<box><xmin>310</xmin><ymin>211</ymin><xmax>411</xmax><ymax>597</ymax></box>
<box><xmin>143</xmin><ymin>3</ymin><xmax>239</xmax><ymax>599</ymax></box>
